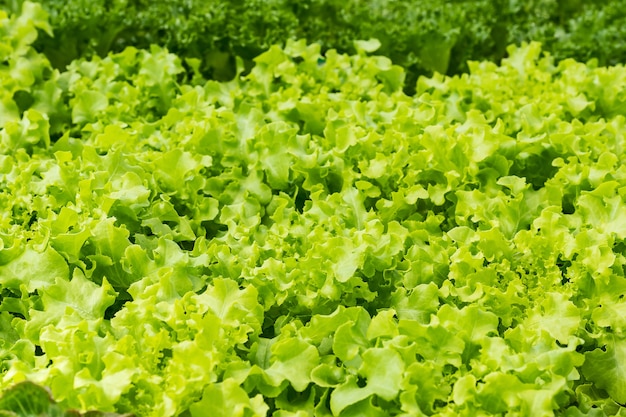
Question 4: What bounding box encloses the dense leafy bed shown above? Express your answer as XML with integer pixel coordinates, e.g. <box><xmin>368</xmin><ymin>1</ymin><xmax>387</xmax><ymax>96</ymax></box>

<box><xmin>2</xmin><ymin>2</ymin><xmax>626</xmax><ymax>417</ymax></box>
<box><xmin>1</xmin><ymin>0</ymin><xmax>626</xmax><ymax>91</ymax></box>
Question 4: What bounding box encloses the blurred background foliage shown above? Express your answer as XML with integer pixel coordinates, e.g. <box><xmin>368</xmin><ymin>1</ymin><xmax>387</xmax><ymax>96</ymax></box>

<box><xmin>1</xmin><ymin>0</ymin><xmax>625</xmax><ymax>93</ymax></box>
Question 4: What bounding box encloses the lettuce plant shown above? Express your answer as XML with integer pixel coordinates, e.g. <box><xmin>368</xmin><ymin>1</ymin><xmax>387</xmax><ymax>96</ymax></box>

<box><xmin>2</xmin><ymin>3</ymin><xmax>626</xmax><ymax>416</ymax></box>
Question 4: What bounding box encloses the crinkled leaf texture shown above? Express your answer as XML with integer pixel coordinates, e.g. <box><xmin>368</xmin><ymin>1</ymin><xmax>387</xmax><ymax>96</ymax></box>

<box><xmin>3</xmin><ymin>4</ymin><xmax>626</xmax><ymax>416</ymax></box>
<box><xmin>582</xmin><ymin>337</ymin><xmax>626</xmax><ymax>405</ymax></box>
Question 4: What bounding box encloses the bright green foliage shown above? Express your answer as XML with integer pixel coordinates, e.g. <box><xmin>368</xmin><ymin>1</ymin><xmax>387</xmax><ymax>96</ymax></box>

<box><xmin>3</xmin><ymin>3</ymin><xmax>626</xmax><ymax>417</ymax></box>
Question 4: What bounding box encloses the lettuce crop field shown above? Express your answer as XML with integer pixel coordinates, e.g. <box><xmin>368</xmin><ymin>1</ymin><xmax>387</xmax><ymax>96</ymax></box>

<box><xmin>2</xmin><ymin>2</ymin><xmax>626</xmax><ymax>416</ymax></box>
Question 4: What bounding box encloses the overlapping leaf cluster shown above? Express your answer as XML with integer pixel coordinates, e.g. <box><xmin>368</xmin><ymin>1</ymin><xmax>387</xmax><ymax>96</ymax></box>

<box><xmin>2</xmin><ymin>3</ymin><xmax>626</xmax><ymax>417</ymax></box>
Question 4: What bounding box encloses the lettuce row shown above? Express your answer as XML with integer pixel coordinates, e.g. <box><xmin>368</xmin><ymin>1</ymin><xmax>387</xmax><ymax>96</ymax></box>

<box><xmin>2</xmin><ymin>0</ymin><xmax>626</xmax><ymax>92</ymax></box>
<box><xmin>2</xmin><ymin>3</ymin><xmax>626</xmax><ymax>416</ymax></box>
